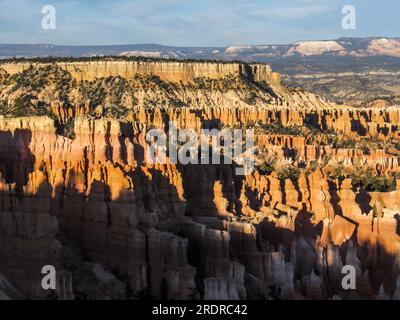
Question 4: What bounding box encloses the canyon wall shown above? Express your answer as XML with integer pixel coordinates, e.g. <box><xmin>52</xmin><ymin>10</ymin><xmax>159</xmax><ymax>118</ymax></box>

<box><xmin>0</xmin><ymin>111</ymin><xmax>398</xmax><ymax>300</ymax></box>
<box><xmin>0</xmin><ymin>61</ymin><xmax>281</xmax><ymax>85</ymax></box>
<box><xmin>0</xmin><ymin>60</ymin><xmax>399</xmax><ymax>300</ymax></box>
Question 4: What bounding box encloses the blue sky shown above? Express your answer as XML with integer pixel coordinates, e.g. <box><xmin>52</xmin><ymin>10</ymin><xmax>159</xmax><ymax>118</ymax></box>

<box><xmin>0</xmin><ymin>0</ymin><xmax>398</xmax><ymax>46</ymax></box>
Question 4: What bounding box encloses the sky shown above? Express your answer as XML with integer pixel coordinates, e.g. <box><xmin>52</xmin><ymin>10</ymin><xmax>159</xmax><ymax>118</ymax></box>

<box><xmin>0</xmin><ymin>0</ymin><xmax>398</xmax><ymax>46</ymax></box>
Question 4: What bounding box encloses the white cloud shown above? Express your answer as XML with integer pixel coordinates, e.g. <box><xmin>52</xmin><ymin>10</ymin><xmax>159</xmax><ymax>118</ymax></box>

<box><xmin>252</xmin><ymin>5</ymin><xmax>331</xmax><ymax>20</ymax></box>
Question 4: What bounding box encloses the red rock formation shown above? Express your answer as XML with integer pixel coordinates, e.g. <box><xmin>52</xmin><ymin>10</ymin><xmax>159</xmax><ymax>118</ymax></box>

<box><xmin>0</xmin><ymin>60</ymin><xmax>399</xmax><ymax>300</ymax></box>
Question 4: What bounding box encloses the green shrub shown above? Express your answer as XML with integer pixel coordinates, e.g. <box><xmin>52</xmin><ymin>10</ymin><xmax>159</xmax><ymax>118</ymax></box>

<box><xmin>243</xmin><ymin>92</ymin><xmax>258</xmax><ymax>105</ymax></box>
<box><xmin>329</xmin><ymin>163</ymin><xmax>345</xmax><ymax>184</ymax></box>
<box><xmin>258</xmin><ymin>123</ymin><xmax>303</xmax><ymax>136</ymax></box>
<box><xmin>351</xmin><ymin>168</ymin><xmax>396</xmax><ymax>192</ymax></box>
<box><xmin>9</xmin><ymin>96</ymin><xmax>34</xmax><ymax>117</ymax></box>
<box><xmin>277</xmin><ymin>165</ymin><xmax>300</xmax><ymax>182</ymax></box>
<box><xmin>258</xmin><ymin>162</ymin><xmax>275</xmax><ymax>175</ymax></box>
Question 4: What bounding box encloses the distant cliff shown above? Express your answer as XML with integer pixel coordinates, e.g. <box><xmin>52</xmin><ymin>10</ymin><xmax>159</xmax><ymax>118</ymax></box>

<box><xmin>0</xmin><ymin>60</ymin><xmax>281</xmax><ymax>85</ymax></box>
<box><xmin>1</xmin><ymin>38</ymin><xmax>399</xmax><ymax>105</ymax></box>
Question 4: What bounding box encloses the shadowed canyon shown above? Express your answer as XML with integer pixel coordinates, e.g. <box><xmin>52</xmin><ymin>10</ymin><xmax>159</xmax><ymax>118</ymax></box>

<box><xmin>0</xmin><ymin>59</ymin><xmax>400</xmax><ymax>300</ymax></box>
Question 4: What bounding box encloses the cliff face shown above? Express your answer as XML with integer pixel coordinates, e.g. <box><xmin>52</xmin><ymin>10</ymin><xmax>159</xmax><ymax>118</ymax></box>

<box><xmin>0</xmin><ymin>61</ymin><xmax>280</xmax><ymax>85</ymax></box>
<box><xmin>0</xmin><ymin>60</ymin><xmax>399</xmax><ymax>300</ymax></box>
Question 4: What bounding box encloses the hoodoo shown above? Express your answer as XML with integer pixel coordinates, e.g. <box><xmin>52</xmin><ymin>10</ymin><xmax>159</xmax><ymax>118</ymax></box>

<box><xmin>0</xmin><ymin>58</ymin><xmax>399</xmax><ymax>300</ymax></box>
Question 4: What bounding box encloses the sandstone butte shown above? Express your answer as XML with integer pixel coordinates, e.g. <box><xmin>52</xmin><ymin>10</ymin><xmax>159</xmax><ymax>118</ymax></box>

<box><xmin>0</xmin><ymin>59</ymin><xmax>399</xmax><ymax>300</ymax></box>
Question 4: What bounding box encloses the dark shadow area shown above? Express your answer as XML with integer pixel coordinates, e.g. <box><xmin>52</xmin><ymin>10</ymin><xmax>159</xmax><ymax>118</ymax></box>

<box><xmin>328</xmin><ymin>180</ymin><xmax>343</xmax><ymax>216</ymax></box>
<box><xmin>0</xmin><ymin>129</ymin><xmax>35</xmax><ymax>199</ymax></box>
<box><xmin>395</xmin><ymin>214</ymin><xmax>400</xmax><ymax>236</ymax></box>
<box><xmin>355</xmin><ymin>188</ymin><xmax>372</xmax><ymax>214</ymax></box>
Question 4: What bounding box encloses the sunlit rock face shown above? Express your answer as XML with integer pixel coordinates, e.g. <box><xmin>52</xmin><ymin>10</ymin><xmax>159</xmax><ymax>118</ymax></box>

<box><xmin>0</xmin><ymin>59</ymin><xmax>399</xmax><ymax>300</ymax></box>
<box><xmin>0</xmin><ymin>60</ymin><xmax>280</xmax><ymax>86</ymax></box>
